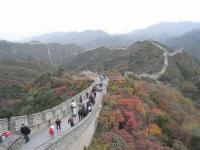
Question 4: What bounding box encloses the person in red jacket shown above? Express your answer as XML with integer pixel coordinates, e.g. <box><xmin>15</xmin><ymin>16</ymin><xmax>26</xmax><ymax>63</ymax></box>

<box><xmin>0</xmin><ymin>130</ymin><xmax>11</xmax><ymax>143</ymax></box>
<box><xmin>49</xmin><ymin>125</ymin><xmax>54</xmax><ymax>137</ymax></box>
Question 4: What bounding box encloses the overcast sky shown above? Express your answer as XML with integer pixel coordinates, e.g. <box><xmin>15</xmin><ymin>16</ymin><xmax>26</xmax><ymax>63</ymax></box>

<box><xmin>0</xmin><ymin>0</ymin><xmax>200</xmax><ymax>40</ymax></box>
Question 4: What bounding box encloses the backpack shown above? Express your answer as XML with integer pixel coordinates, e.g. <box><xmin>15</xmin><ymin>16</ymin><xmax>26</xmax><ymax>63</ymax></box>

<box><xmin>71</xmin><ymin>102</ymin><xmax>76</xmax><ymax>108</ymax></box>
<box><xmin>27</xmin><ymin>127</ymin><xmax>31</xmax><ymax>134</ymax></box>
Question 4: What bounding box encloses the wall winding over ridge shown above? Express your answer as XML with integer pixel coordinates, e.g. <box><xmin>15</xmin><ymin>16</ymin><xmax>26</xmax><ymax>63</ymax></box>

<box><xmin>0</xmin><ymin>78</ymin><xmax>97</xmax><ymax>150</ymax></box>
<box><xmin>36</xmin><ymin>79</ymin><xmax>108</xmax><ymax>150</ymax></box>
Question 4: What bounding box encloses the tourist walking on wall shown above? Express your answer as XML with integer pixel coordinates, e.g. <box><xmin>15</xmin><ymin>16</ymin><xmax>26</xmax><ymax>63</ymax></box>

<box><xmin>86</xmin><ymin>92</ymin><xmax>89</xmax><ymax>99</ymax></box>
<box><xmin>78</xmin><ymin>107</ymin><xmax>82</xmax><ymax>121</ymax></box>
<box><xmin>21</xmin><ymin>124</ymin><xmax>31</xmax><ymax>143</ymax></box>
<box><xmin>68</xmin><ymin>116</ymin><xmax>75</xmax><ymax>127</ymax></box>
<box><xmin>72</xmin><ymin>107</ymin><xmax>77</xmax><ymax>117</ymax></box>
<box><xmin>55</xmin><ymin>118</ymin><xmax>61</xmax><ymax>130</ymax></box>
<box><xmin>0</xmin><ymin>130</ymin><xmax>11</xmax><ymax>143</ymax></box>
<box><xmin>86</xmin><ymin>102</ymin><xmax>92</xmax><ymax>113</ymax></box>
<box><xmin>71</xmin><ymin>100</ymin><xmax>76</xmax><ymax>111</ymax></box>
<box><xmin>79</xmin><ymin>95</ymin><xmax>83</xmax><ymax>104</ymax></box>
<box><xmin>78</xmin><ymin>106</ymin><xmax>86</xmax><ymax>121</ymax></box>
<box><xmin>71</xmin><ymin>100</ymin><xmax>77</xmax><ymax>117</ymax></box>
<box><xmin>49</xmin><ymin>125</ymin><xmax>55</xmax><ymax>137</ymax></box>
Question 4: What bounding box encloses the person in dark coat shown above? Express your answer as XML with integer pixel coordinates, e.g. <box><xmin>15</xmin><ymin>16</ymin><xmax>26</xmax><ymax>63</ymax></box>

<box><xmin>79</xmin><ymin>95</ymin><xmax>83</xmax><ymax>104</ymax></box>
<box><xmin>86</xmin><ymin>92</ymin><xmax>89</xmax><ymax>99</ymax></box>
<box><xmin>21</xmin><ymin>124</ymin><xmax>31</xmax><ymax>143</ymax></box>
<box><xmin>68</xmin><ymin>116</ymin><xmax>75</xmax><ymax>127</ymax></box>
<box><xmin>86</xmin><ymin>102</ymin><xmax>92</xmax><ymax>113</ymax></box>
<box><xmin>78</xmin><ymin>107</ymin><xmax>85</xmax><ymax>121</ymax></box>
<box><xmin>94</xmin><ymin>92</ymin><xmax>97</xmax><ymax>99</ymax></box>
<box><xmin>55</xmin><ymin>118</ymin><xmax>61</xmax><ymax>130</ymax></box>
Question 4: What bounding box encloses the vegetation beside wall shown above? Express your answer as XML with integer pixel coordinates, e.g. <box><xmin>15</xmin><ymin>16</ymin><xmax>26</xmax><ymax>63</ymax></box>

<box><xmin>87</xmin><ymin>75</ymin><xmax>200</xmax><ymax>150</ymax></box>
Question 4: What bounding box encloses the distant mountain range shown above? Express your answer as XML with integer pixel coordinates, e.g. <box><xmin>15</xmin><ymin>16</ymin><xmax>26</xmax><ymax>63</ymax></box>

<box><xmin>0</xmin><ymin>40</ymin><xmax>83</xmax><ymax>66</ymax></box>
<box><xmin>164</xmin><ymin>28</ymin><xmax>200</xmax><ymax>58</ymax></box>
<box><xmin>130</xmin><ymin>21</ymin><xmax>200</xmax><ymax>41</ymax></box>
<box><xmin>23</xmin><ymin>30</ymin><xmax>132</xmax><ymax>49</ymax></box>
<box><xmin>23</xmin><ymin>22</ymin><xmax>200</xmax><ymax>49</ymax></box>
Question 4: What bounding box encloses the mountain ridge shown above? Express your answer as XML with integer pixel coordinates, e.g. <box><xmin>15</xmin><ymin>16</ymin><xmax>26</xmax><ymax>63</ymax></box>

<box><xmin>164</xmin><ymin>28</ymin><xmax>200</xmax><ymax>58</ymax></box>
<box><xmin>0</xmin><ymin>40</ymin><xmax>83</xmax><ymax>66</ymax></box>
<box><xmin>22</xmin><ymin>22</ymin><xmax>200</xmax><ymax>49</ymax></box>
<box><xmin>62</xmin><ymin>40</ymin><xmax>165</xmax><ymax>74</ymax></box>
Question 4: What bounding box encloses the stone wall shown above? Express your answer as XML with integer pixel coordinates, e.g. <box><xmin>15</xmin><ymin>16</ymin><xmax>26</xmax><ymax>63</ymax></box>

<box><xmin>0</xmin><ymin>119</ymin><xmax>8</xmax><ymax>134</ymax></box>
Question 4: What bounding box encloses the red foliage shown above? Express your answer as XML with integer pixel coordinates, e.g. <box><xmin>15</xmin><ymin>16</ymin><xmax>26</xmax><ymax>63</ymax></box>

<box><xmin>136</xmin><ymin>140</ymin><xmax>162</xmax><ymax>150</ymax></box>
<box><xmin>162</xmin><ymin>147</ymin><xmax>172</xmax><ymax>150</ymax></box>
<box><xmin>53</xmin><ymin>86</ymin><xmax>66</xmax><ymax>96</ymax></box>
<box><xmin>123</xmin><ymin>111</ymin><xmax>138</xmax><ymax>129</ymax></box>
<box><xmin>124</xmin><ymin>111</ymin><xmax>134</xmax><ymax>119</ymax></box>
<box><xmin>127</xmin><ymin>118</ymin><xmax>137</xmax><ymax>129</ymax></box>
<box><xmin>110</xmin><ymin>95</ymin><xmax>123</xmax><ymax>100</ymax></box>
<box><xmin>137</xmin><ymin>85</ymin><xmax>146</xmax><ymax>93</ymax></box>
<box><xmin>111</xmin><ymin>111</ymin><xmax>125</xmax><ymax>128</ymax></box>
<box><xmin>157</xmin><ymin>96</ymin><xmax>166</xmax><ymax>110</ymax></box>
<box><xmin>115</xmin><ymin>129</ymin><xmax>134</xmax><ymax>144</ymax></box>
<box><xmin>152</xmin><ymin>107</ymin><xmax>165</xmax><ymax>116</ymax></box>
<box><xmin>118</xmin><ymin>96</ymin><xmax>141</xmax><ymax>109</ymax></box>
<box><xmin>102</xmin><ymin>129</ymin><xmax>135</xmax><ymax>149</ymax></box>
<box><xmin>168</xmin><ymin>124</ymin><xmax>190</xmax><ymax>143</ymax></box>
<box><xmin>69</xmin><ymin>91</ymin><xmax>76</xmax><ymax>97</ymax></box>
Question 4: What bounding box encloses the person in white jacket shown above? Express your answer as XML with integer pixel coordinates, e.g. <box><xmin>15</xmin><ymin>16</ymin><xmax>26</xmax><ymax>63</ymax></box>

<box><xmin>71</xmin><ymin>100</ymin><xmax>77</xmax><ymax>117</ymax></box>
<box><xmin>71</xmin><ymin>100</ymin><xmax>77</xmax><ymax>108</ymax></box>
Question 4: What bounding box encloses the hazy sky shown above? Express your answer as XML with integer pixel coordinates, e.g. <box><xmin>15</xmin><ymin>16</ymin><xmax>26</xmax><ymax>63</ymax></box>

<box><xmin>0</xmin><ymin>0</ymin><xmax>200</xmax><ymax>40</ymax></box>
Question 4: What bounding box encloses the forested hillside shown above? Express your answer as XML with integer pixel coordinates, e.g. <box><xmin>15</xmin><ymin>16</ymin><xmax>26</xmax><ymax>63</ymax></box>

<box><xmin>63</xmin><ymin>41</ymin><xmax>164</xmax><ymax>74</ymax></box>
<box><xmin>0</xmin><ymin>71</ymin><xmax>92</xmax><ymax>117</ymax></box>
<box><xmin>87</xmin><ymin>75</ymin><xmax>200</xmax><ymax>150</ymax></box>
<box><xmin>159</xmin><ymin>52</ymin><xmax>200</xmax><ymax>105</ymax></box>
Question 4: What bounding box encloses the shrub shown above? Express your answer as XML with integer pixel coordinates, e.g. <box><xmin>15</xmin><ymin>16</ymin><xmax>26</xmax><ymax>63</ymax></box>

<box><xmin>51</xmin><ymin>78</ymin><xmax>65</xmax><ymax>88</ymax></box>
<box><xmin>110</xmin><ymin>85</ymin><xmax>119</xmax><ymax>94</ymax></box>
<box><xmin>53</xmin><ymin>86</ymin><xmax>66</xmax><ymax>96</ymax></box>
<box><xmin>125</xmin><ymin>87</ymin><xmax>134</xmax><ymax>95</ymax></box>
<box><xmin>155</xmin><ymin>115</ymin><xmax>171</xmax><ymax>130</ymax></box>
<box><xmin>167</xmin><ymin>124</ymin><xmax>190</xmax><ymax>144</ymax></box>
<box><xmin>189</xmin><ymin>128</ymin><xmax>200</xmax><ymax>150</ymax></box>
<box><xmin>35</xmin><ymin>72</ymin><xmax>51</xmax><ymax>87</ymax></box>
<box><xmin>109</xmin><ymin>134</ymin><xmax>128</xmax><ymax>150</ymax></box>
<box><xmin>172</xmin><ymin>140</ymin><xmax>187</xmax><ymax>150</ymax></box>
<box><xmin>102</xmin><ymin>132</ymin><xmax>114</xmax><ymax>144</ymax></box>
<box><xmin>115</xmin><ymin>129</ymin><xmax>134</xmax><ymax>144</ymax></box>
<box><xmin>118</xmin><ymin>97</ymin><xmax>140</xmax><ymax>109</ymax></box>
<box><xmin>127</xmin><ymin>118</ymin><xmax>137</xmax><ymax>129</ymax></box>
<box><xmin>144</xmin><ymin>123</ymin><xmax>162</xmax><ymax>137</ymax></box>
<box><xmin>152</xmin><ymin>107</ymin><xmax>165</xmax><ymax>116</ymax></box>
<box><xmin>136</xmin><ymin>140</ymin><xmax>162</xmax><ymax>150</ymax></box>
